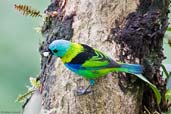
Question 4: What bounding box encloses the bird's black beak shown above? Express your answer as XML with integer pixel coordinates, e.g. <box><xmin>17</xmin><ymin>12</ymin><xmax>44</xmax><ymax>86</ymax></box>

<box><xmin>48</xmin><ymin>48</ymin><xmax>53</xmax><ymax>55</ymax></box>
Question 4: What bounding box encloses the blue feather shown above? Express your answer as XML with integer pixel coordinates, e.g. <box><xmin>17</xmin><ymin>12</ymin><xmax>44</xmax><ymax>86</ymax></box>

<box><xmin>120</xmin><ymin>63</ymin><xmax>143</xmax><ymax>74</ymax></box>
<box><xmin>65</xmin><ymin>63</ymin><xmax>82</xmax><ymax>73</ymax></box>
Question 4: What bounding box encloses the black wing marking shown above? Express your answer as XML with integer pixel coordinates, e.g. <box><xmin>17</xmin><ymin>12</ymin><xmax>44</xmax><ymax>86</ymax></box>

<box><xmin>86</xmin><ymin>49</ymin><xmax>120</xmax><ymax>69</ymax></box>
<box><xmin>69</xmin><ymin>44</ymin><xmax>120</xmax><ymax>69</ymax></box>
<box><xmin>69</xmin><ymin>44</ymin><xmax>96</xmax><ymax>64</ymax></box>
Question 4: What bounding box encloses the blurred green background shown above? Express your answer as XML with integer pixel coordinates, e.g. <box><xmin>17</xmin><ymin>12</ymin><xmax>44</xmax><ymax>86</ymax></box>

<box><xmin>0</xmin><ymin>0</ymin><xmax>170</xmax><ymax>113</ymax></box>
<box><xmin>0</xmin><ymin>0</ymin><xmax>48</xmax><ymax>112</ymax></box>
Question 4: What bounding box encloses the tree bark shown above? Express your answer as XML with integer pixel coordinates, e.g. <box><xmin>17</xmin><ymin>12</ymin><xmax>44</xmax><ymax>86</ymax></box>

<box><xmin>38</xmin><ymin>0</ymin><xmax>168</xmax><ymax>114</ymax></box>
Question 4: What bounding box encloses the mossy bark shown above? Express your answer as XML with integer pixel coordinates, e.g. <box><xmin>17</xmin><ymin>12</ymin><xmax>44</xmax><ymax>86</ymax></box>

<box><xmin>38</xmin><ymin>0</ymin><xmax>168</xmax><ymax>113</ymax></box>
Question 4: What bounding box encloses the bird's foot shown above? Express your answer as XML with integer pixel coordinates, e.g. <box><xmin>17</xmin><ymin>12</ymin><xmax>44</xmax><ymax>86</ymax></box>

<box><xmin>76</xmin><ymin>87</ymin><xmax>92</xmax><ymax>96</ymax></box>
<box><xmin>75</xmin><ymin>80</ymin><xmax>95</xmax><ymax>96</ymax></box>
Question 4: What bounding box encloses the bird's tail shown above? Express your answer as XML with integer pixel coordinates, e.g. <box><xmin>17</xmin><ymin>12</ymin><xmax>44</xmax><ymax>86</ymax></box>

<box><xmin>119</xmin><ymin>63</ymin><xmax>143</xmax><ymax>74</ymax></box>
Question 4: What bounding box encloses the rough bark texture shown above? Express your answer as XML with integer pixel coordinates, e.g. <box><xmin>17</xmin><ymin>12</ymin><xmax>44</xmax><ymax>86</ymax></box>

<box><xmin>38</xmin><ymin>0</ymin><xmax>168</xmax><ymax>114</ymax></box>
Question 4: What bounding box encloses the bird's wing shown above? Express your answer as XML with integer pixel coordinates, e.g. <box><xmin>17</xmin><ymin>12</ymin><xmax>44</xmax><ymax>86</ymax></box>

<box><xmin>81</xmin><ymin>49</ymin><xmax>120</xmax><ymax>70</ymax></box>
<box><xmin>67</xmin><ymin>44</ymin><xmax>120</xmax><ymax>70</ymax></box>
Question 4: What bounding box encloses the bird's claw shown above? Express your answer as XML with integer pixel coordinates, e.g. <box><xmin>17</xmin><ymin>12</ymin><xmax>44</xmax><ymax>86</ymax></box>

<box><xmin>75</xmin><ymin>87</ymin><xmax>91</xmax><ymax>96</ymax></box>
<box><xmin>75</xmin><ymin>81</ymin><xmax>94</xmax><ymax>96</ymax></box>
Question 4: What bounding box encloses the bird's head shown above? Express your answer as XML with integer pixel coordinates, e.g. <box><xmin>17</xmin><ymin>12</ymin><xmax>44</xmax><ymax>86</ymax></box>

<box><xmin>48</xmin><ymin>39</ymin><xmax>70</xmax><ymax>57</ymax></box>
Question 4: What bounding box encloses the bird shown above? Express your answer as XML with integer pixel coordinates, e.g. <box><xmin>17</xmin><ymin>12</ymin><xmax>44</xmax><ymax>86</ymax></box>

<box><xmin>48</xmin><ymin>39</ymin><xmax>143</xmax><ymax>95</ymax></box>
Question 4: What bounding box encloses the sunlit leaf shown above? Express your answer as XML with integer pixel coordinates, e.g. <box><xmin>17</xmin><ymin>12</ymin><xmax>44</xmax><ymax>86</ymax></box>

<box><xmin>30</xmin><ymin>77</ymin><xmax>40</xmax><ymax>88</ymax></box>
<box><xmin>165</xmin><ymin>89</ymin><xmax>171</xmax><ymax>101</ymax></box>
<box><xmin>167</xmin><ymin>27</ymin><xmax>171</xmax><ymax>31</ymax></box>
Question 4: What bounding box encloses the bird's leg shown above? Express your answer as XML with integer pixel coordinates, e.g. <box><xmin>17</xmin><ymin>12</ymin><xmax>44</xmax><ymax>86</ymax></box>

<box><xmin>76</xmin><ymin>80</ymin><xmax>95</xmax><ymax>96</ymax></box>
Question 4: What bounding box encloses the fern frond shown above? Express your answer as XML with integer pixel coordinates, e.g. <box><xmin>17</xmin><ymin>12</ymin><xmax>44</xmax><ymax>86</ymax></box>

<box><xmin>14</xmin><ymin>4</ymin><xmax>42</xmax><ymax>17</ymax></box>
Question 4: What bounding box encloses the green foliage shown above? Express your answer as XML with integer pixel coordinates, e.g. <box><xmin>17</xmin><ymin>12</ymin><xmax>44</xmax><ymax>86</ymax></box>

<box><xmin>164</xmin><ymin>111</ymin><xmax>171</xmax><ymax>114</ymax></box>
<box><xmin>132</xmin><ymin>74</ymin><xmax>161</xmax><ymax>105</ymax></box>
<box><xmin>16</xmin><ymin>77</ymin><xmax>40</xmax><ymax>103</ymax></box>
<box><xmin>165</xmin><ymin>1</ymin><xmax>171</xmax><ymax>47</ymax></box>
<box><xmin>161</xmin><ymin>64</ymin><xmax>171</xmax><ymax>89</ymax></box>
<box><xmin>0</xmin><ymin>0</ymin><xmax>48</xmax><ymax>111</ymax></box>
<box><xmin>165</xmin><ymin>89</ymin><xmax>171</xmax><ymax>101</ymax></box>
<box><xmin>166</xmin><ymin>75</ymin><xmax>171</xmax><ymax>102</ymax></box>
<box><xmin>163</xmin><ymin>4</ymin><xmax>171</xmax><ymax>113</ymax></box>
<box><xmin>167</xmin><ymin>75</ymin><xmax>171</xmax><ymax>90</ymax></box>
<box><xmin>167</xmin><ymin>27</ymin><xmax>171</xmax><ymax>31</ymax></box>
<box><xmin>161</xmin><ymin>64</ymin><xmax>170</xmax><ymax>79</ymax></box>
<box><xmin>161</xmin><ymin>64</ymin><xmax>171</xmax><ymax>113</ymax></box>
<box><xmin>29</xmin><ymin>77</ymin><xmax>40</xmax><ymax>89</ymax></box>
<box><xmin>16</xmin><ymin>90</ymin><xmax>34</xmax><ymax>103</ymax></box>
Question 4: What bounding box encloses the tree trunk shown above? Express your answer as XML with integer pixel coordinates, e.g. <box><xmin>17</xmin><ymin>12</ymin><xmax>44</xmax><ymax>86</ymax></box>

<box><xmin>38</xmin><ymin>0</ymin><xmax>168</xmax><ymax>114</ymax></box>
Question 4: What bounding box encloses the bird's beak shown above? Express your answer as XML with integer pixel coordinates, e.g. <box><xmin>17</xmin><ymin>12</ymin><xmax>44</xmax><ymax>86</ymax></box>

<box><xmin>42</xmin><ymin>48</ymin><xmax>53</xmax><ymax>57</ymax></box>
<box><xmin>48</xmin><ymin>48</ymin><xmax>53</xmax><ymax>55</ymax></box>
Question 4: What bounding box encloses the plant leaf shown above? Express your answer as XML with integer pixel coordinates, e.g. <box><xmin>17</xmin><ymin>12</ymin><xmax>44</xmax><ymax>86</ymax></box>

<box><xmin>131</xmin><ymin>73</ymin><xmax>161</xmax><ymax>105</ymax></box>
<box><xmin>30</xmin><ymin>77</ymin><xmax>40</xmax><ymax>88</ymax></box>
<box><xmin>167</xmin><ymin>76</ymin><xmax>171</xmax><ymax>90</ymax></box>
<box><xmin>16</xmin><ymin>90</ymin><xmax>34</xmax><ymax>102</ymax></box>
<box><xmin>167</xmin><ymin>27</ymin><xmax>171</xmax><ymax>31</ymax></box>
<box><xmin>161</xmin><ymin>64</ymin><xmax>170</xmax><ymax>79</ymax></box>
<box><xmin>165</xmin><ymin>89</ymin><xmax>171</xmax><ymax>101</ymax></box>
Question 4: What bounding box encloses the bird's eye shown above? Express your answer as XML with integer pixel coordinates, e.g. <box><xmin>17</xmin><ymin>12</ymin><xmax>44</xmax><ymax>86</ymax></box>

<box><xmin>53</xmin><ymin>49</ymin><xmax>58</xmax><ymax>53</ymax></box>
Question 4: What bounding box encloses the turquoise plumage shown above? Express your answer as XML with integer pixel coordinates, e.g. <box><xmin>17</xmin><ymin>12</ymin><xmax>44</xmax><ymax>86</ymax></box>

<box><xmin>48</xmin><ymin>39</ymin><xmax>143</xmax><ymax>95</ymax></box>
